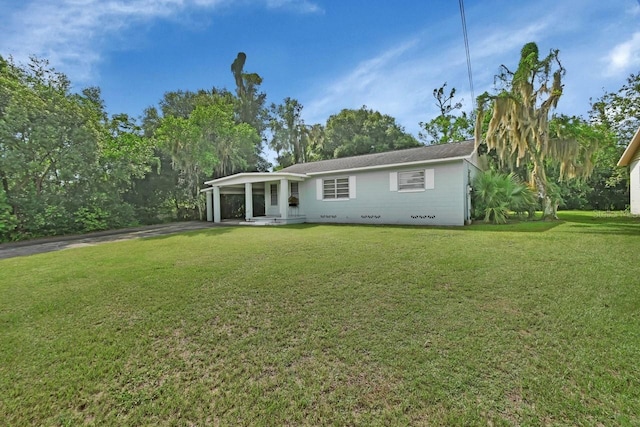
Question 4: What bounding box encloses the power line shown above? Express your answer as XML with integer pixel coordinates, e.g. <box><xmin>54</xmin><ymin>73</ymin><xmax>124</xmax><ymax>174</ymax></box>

<box><xmin>459</xmin><ymin>0</ymin><xmax>475</xmax><ymax>107</ymax></box>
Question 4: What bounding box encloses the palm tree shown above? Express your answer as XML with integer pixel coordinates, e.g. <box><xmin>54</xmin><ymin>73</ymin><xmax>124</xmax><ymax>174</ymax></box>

<box><xmin>472</xmin><ymin>170</ymin><xmax>536</xmax><ymax>224</ymax></box>
<box><xmin>303</xmin><ymin>123</ymin><xmax>326</xmax><ymax>161</ymax></box>
<box><xmin>269</xmin><ymin>98</ymin><xmax>306</xmax><ymax>165</ymax></box>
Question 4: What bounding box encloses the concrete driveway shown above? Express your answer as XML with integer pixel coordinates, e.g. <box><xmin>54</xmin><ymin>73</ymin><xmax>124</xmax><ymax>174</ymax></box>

<box><xmin>0</xmin><ymin>222</ymin><xmax>224</xmax><ymax>260</ymax></box>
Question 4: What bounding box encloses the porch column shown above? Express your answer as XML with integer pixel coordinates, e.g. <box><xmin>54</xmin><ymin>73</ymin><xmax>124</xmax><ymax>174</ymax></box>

<box><xmin>213</xmin><ymin>186</ymin><xmax>221</xmax><ymax>223</ymax></box>
<box><xmin>466</xmin><ymin>185</ymin><xmax>472</xmax><ymax>223</ymax></box>
<box><xmin>279</xmin><ymin>178</ymin><xmax>289</xmax><ymax>219</ymax></box>
<box><xmin>264</xmin><ymin>183</ymin><xmax>268</xmax><ymax>214</ymax></box>
<box><xmin>245</xmin><ymin>182</ymin><xmax>253</xmax><ymax>220</ymax></box>
<box><xmin>206</xmin><ymin>190</ymin><xmax>213</xmax><ymax>222</ymax></box>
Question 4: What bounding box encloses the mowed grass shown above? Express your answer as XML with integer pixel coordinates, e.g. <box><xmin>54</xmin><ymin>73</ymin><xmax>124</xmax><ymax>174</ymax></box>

<box><xmin>1</xmin><ymin>212</ymin><xmax>639</xmax><ymax>426</ymax></box>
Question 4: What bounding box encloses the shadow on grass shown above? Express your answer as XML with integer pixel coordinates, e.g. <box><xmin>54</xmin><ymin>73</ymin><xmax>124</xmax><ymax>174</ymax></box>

<box><xmin>558</xmin><ymin>211</ymin><xmax>640</xmax><ymax>224</ymax></box>
<box><xmin>0</xmin><ymin>223</ymin><xmax>235</xmax><ymax>260</ymax></box>
<box><xmin>180</xmin><ymin>212</ymin><xmax>640</xmax><ymax>237</ymax></box>
<box><xmin>463</xmin><ymin>221</ymin><xmax>563</xmax><ymax>232</ymax></box>
<box><xmin>254</xmin><ymin>221</ymin><xmax>563</xmax><ymax>233</ymax></box>
<box><xmin>463</xmin><ymin>212</ymin><xmax>640</xmax><ymax>235</ymax></box>
<box><xmin>555</xmin><ymin>211</ymin><xmax>640</xmax><ymax>236</ymax></box>
<box><xmin>126</xmin><ymin>223</ymin><xmax>238</xmax><ymax>242</ymax></box>
<box><xmin>143</xmin><ymin>211</ymin><xmax>640</xmax><ymax>240</ymax></box>
<box><xmin>274</xmin><ymin>212</ymin><xmax>639</xmax><ymax>235</ymax></box>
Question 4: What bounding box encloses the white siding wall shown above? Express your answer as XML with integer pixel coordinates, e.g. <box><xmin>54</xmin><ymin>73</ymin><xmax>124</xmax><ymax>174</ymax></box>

<box><xmin>265</xmin><ymin>181</ymin><xmax>280</xmax><ymax>216</ymax></box>
<box><xmin>299</xmin><ymin>160</ymin><xmax>467</xmax><ymax>226</ymax></box>
<box><xmin>264</xmin><ymin>180</ymin><xmax>307</xmax><ymax>217</ymax></box>
<box><xmin>465</xmin><ymin>159</ymin><xmax>482</xmax><ymax>222</ymax></box>
<box><xmin>630</xmin><ymin>157</ymin><xmax>640</xmax><ymax>215</ymax></box>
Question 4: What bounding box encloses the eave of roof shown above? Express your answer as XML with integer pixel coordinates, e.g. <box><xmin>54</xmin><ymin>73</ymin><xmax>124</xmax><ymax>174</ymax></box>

<box><xmin>201</xmin><ymin>172</ymin><xmax>307</xmax><ymax>190</ymax></box>
<box><xmin>618</xmin><ymin>127</ymin><xmax>640</xmax><ymax>167</ymax></box>
<box><xmin>201</xmin><ymin>141</ymin><xmax>477</xmax><ymax>190</ymax></box>
<box><xmin>303</xmin><ymin>154</ymin><xmax>473</xmax><ymax>176</ymax></box>
<box><xmin>279</xmin><ymin>140</ymin><xmax>476</xmax><ymax>175</ymax></box>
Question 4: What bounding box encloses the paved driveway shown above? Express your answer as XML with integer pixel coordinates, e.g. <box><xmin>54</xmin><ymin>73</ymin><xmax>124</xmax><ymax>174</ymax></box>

<box><xmin>0</xmin><ymin>222</ymin><xmax>224</xmax><ymax>260</ymax></box>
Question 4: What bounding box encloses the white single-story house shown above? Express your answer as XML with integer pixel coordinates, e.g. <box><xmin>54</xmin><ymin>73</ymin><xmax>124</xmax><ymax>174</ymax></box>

<box><xmin>618</xmin><ymin>127</ymin><xmax>640</xmax><ymax>215</ymax></box>
<box><xmin>201</xmin><ymin>140</ymin><xmax>481</xmax><ymax>226</ymax></box>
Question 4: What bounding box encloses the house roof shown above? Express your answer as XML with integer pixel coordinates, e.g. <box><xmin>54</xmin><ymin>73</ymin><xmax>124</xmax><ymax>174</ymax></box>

<box><xmin>618</xmin><ymin>127</ymin><xmax>640</xmax><ymax>167</ymax></box>
<box><xmin>279</xmin><ymin>140</ymin><xmax>476</xmax><ymax>175</ymax></box>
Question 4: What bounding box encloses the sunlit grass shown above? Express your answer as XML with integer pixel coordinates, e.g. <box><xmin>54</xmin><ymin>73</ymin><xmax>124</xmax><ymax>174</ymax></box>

<box><xmin>1</xmin><ymin>212</ymin><xmax>639</xmax><ymax>425</ymax></box>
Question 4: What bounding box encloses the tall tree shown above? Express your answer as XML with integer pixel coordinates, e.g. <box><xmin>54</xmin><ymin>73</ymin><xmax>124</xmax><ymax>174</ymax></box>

<box><xmin>475</xmin><ymin>42</ymin><xmax>598</xmax><ymax>219</ymax></box>
<box><xmin>586</xmin><ymin>72</ymin><xmax>640</xmax><ymax>210</ymax></box>
<box><xmin>230</xmin><ymin>55</ymin><xmax>265</xmax><ymax>131</ymax></box>
<box><xmin>591</xmin><ymin>72</ymin><xmax>640</xmax><ymax>144</ymax></box>
<box><xmin>230</xmin><ymin>52</ymin><xmax>269</xmax><ymax>170</ymax></box>
<box><xmin>0</xmin><ymin>56</ymin><xmax>153</xmax><ymax>239</ymax></box>
<box><xmin>321</xmin><ymin>106</ymin><xmax>420</xmax><ymax>159</ymax></box>
<box><xmin>154</xmin><ymin>92</ymin><xmax>259</xmax><ymax>219</ymax></box>
<box><xmin>269</xmin><ymin>97</ymin><xmax>306</xmax><ymax>167</ymax></box>
<box><xmin>302</xmin><ymin>123</ymin><xmax>326</xmax><ymax>162</ymax></box>
<box><xmin>231</xmin><ymin>52</ymin><xmax>247</xmax><ymax>97</ymax></box>
<box><xmin>546</xmin><ymin>115</ymin><xmax>613</xmax><ymax>208</ymax></box>
<box><xmin>102</xmin><ymin>113</ymin><xmax>156</xmax><ymax>185</ymax></box>
<box><xmin>419</xmin><ymin>82</ymin><xmax>473</xmax><ymax>144</ymax></box>
<box><xmin>0</xmin><ymin>186</ymin><xmax>16</xmax><ymax>241</ymax></box>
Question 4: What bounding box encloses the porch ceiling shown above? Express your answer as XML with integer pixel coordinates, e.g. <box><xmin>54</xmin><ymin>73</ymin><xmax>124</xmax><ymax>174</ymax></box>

<box><xmin>219</xmin><ymin>182</ymin><xmax>265</xmax><ymax>195</ymax></box>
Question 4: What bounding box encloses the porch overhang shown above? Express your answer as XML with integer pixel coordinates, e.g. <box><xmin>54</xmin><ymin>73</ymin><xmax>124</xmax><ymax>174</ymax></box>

<box><xmin>201</xmin><ymin>172</ymin><xmax>308</xmax><ymax>190</ymax></box>
<box><xmin>200</xmin><ymin>172</ymin><xmax>307</xmax><ymax>224</ymax></box>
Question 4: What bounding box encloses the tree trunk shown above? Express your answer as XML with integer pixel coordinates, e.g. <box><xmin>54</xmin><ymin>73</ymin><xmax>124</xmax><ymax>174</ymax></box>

<box><xmin>534</xmin><ymin>175</ymin><xmax>558</xmax><ymax>220</ymax></box>
<box><xmin>196</xmin><ymin>195</ymin><xmax>204</xmax><ymax>221</ymax></box>
<box><xmin>0</xmin><ymin>169</ymin><xmax>17</xmax><ymax>216</ymax></box>
<box><xmin>541</xmin><ymin>196</ymin><xmax>558</xmax><ymax>220</ymax></box>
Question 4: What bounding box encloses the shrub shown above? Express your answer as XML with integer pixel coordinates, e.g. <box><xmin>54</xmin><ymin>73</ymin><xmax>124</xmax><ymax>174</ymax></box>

<box><xmin>472</xmin><ymin>170</ymin><xmax>537</xmax><ymax>224</ymax></box>
<box><xmin>0</xmin><ymin>188</ymin><xmax>17</xmax><ymax>242</ymax></box>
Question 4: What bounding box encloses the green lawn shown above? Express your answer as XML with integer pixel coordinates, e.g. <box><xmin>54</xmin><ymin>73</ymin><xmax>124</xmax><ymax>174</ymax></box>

<box><xmin>1</xmin><ymin>211</ymin><xmax>639</xmax><ymax>426</ymax></box>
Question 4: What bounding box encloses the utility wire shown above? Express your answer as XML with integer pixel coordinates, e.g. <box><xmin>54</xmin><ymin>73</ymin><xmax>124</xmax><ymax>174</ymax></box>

<box><xmin>459</xmin><ymin>0</ymin><xmax>475</xmax><ymax>107</ymax></box>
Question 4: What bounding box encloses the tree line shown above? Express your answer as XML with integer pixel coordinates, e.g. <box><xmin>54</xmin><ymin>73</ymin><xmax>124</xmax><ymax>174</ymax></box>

<box><xmin>0</xmin><ymin>46</ymin><xmax>637</xmax><ymax>240</ymax></box>
<box><xmin>0</xmin><ymin>52</ymin><xmax>422</xmax><ymax>241</ymax></box>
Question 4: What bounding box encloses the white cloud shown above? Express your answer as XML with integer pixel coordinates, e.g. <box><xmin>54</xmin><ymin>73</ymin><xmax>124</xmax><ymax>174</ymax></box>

<box><xmin>604</xmin><ymin>32</ymin><xmax>640</xmax><ymax>76</ymax></box>
<box><xmin>302</xmin><ymin>14</ymin><xmax>555</xmax><ymax>136</ymax></box>
<box><xmin>265</xmin><ymin>0</ymin><xmax>323</xmax><ymax>14</ymax></box>
<box><xmin>0</xmin><ymin>0</ymin><xmax>320</xmax><ymax>81</ymax></box>
<box><xmin>471</xmin><ymin>21</ymin><xmax>552</xmax><ymax>62</ymax></box>
<box><xmin>302</xmin><ymin>39</ymin><xmax>427</xmax><ymax>128</ymax></box>
<box><xmin>300</xmin><ymin>0</ymin><xmax>640</xmax><ymax>137</ymax></box>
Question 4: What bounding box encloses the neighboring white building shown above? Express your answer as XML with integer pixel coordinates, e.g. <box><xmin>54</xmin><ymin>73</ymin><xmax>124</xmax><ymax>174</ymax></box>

<box><xmin>618</xmin><ymin>127</ymin><xmax>640</xmax><ymax>215</ymax></box>
<box><xmin>201</xmin><ymin>140</ymin><xmax>481</xmax><ymax>226</ymax></box>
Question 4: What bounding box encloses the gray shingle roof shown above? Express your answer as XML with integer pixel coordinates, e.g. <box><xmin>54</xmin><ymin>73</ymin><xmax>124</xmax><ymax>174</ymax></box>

<box><xmin>279</xmin><ymin>140</ymin><xmax>476</xmax><ymax>175</ymax></box>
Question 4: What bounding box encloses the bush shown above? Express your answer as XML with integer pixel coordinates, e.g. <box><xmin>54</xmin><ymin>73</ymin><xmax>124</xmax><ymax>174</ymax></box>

<box><xmin>472</xmin><ymin>170</ymin><xmax>537</xmax><ymax>224</ymax></box>
<box><xmin>0</xmin><ymin>188</ymin><xmax>17</xmax><ymax>242</ymax></box>
<box><xmin>74</xmin><ymin>207</ymin><xmax>109</xmax><ymax>233</ymax></box>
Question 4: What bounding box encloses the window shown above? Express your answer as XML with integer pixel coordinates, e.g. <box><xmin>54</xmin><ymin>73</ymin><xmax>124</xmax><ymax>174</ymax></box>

<box><xmin>323</xmin><ymin>177</ymin><xmax>349</xmax><ymax>199</ymax></box>
<box><xmin>316</xmin><ymin>176</ymin><xmax>355</xmax><ymax>200</ymax></box>
<box><xmin>270</xmin><ymin>184</ymin><xmax>278</xmax><ymax>205</ymax></box>
<box><xmin>290</xmin><ymin>182</ymin><xmax>299</xmax><ymax>198</ymax></box>
<box><xmin>391</xmin><ymin>169</ymin><xmax>434</xmax><ymax>191</ymax></box>
<box><xmin>398</xmin><ymin>170</ymin><xmax>425</xmax><ymax>190</ymax></box>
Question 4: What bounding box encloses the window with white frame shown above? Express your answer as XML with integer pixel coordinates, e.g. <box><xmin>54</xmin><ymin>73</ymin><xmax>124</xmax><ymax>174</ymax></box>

<box><xmin>398</xmin><ymin>170</ymin><xmax>425</xmax><ymax>190</ymax></box>
<box><xmin>390</xmin><ymin>169</ymin><xmax>434</xmax><ymax>191</ymax></box>
<box><xmin>270</xmin><ymin>184</ymin><xmax>278</xmax><ymax>205</ymax></box>
<box><xmin>290</xmin><ymin>182</ymin><xmax>299</xmax><ymax>198</ymax></box>
<box><xmin>323</xmin><ymin>177</ymin><xmax>349</xmax><ymax>199</ymax></box>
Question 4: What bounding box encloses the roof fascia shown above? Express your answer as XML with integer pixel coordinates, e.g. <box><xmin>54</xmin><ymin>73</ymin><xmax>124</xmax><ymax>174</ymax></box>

<box><xmin>203</xmin><ymin>172</ymin><xmax>308</xmax><ymax>187</ymax></box>
<box><xmin>304</xmin><ymin>154</ymin><xmax>472</xmax><ymax>176</ymax></box>
<box><xmin>618</xmin><ymin>127</ymin><xmax>640</xmax><ymax>166</ymax></box>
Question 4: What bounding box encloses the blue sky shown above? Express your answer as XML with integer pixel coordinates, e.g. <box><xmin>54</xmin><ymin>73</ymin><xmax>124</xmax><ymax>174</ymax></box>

<box><xmin>2</xmin><ymin>0</ymin><xmax>639</xmax><ymax>143</ymax></box>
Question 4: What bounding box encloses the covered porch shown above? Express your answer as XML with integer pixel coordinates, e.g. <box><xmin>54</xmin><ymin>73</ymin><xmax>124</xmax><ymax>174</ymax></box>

<box><xmin>200</xmin><ymin>172</ymin><xmax>308</xmax><ymax>225</ymax></box>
